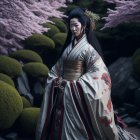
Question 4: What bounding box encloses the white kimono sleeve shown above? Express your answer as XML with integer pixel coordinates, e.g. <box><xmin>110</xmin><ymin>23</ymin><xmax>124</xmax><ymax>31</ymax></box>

<box><xmin>77</xmin><ymin>47</ymin><xmax>118</xmax><ymax>140</ymax></box>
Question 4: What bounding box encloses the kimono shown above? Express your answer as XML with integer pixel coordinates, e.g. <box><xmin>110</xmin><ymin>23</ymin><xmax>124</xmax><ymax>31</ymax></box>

<box><xmin>36</xmin><ymin>34</ymin><xmax>139</xmax><ymax>140</ymax></box>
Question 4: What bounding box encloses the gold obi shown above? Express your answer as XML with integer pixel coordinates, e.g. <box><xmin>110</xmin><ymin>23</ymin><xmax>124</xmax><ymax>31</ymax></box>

<box><xmin>63</xmin><ymin>60</ymin><xmax>84</xmax><ymax>81</ymax></box>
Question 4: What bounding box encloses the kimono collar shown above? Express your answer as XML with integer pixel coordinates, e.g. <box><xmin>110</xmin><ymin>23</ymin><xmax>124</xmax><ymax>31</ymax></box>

<box><xmin>72</xmin><ymin>34</ymin><xmax>87</xmax><ymax>46</ymax></box>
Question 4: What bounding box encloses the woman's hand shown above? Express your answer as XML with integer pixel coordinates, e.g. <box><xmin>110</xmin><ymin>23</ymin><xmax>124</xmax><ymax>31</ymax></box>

<box><xmin>54</xmin><ymin>77</ymin><xmax>67</xmax><ymax>90</ymax></box>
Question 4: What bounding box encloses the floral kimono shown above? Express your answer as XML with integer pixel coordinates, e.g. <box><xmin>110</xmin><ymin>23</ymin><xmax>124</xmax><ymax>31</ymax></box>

<box><xmin>36</xmin><ymin>34</ymin><xmax>139</xmax><ymax>140</ymax></box>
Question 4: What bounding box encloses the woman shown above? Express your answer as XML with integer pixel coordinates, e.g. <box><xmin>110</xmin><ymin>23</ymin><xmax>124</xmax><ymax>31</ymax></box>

<box><xmin>36</xmin><ymin>8</ymin><xmax>139</xmax><ymax>140</ymax></box>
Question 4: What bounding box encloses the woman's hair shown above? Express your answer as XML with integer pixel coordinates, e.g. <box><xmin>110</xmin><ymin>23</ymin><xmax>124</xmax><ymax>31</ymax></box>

<box><xmin>59</xmin><ymin>7</ymin><xmax>103</xmax><ymax>59</ymax></box>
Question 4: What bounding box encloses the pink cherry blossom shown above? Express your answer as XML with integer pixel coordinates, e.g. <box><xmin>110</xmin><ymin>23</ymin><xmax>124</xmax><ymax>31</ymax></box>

<box><xmin>0</xmin><ymin>0</ymin><xmax>72</xmax><ymax>54</ymax></box>
<box><xmin>102</xmin><ymin>0</ymin><xmax>140</xmax><ymax>29</ymax></box>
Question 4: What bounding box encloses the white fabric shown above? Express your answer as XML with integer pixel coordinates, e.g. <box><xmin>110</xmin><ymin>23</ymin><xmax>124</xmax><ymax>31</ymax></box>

<box><xmin>36</xmin><ymin>34</ymin><xmax>119</xmax><ymax>140</ymax></box>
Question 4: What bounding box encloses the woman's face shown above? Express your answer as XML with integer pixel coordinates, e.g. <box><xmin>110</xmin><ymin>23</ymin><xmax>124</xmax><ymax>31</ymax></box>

<box><xmin>70</xmin><ymin>18</ymin><xmax>84</xmax><ymax>39</ymax></box>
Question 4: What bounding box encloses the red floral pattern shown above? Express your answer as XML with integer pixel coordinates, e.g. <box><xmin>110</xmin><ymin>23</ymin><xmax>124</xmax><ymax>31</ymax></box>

<box><xmin>99</xmin><ymin>117</ymin><xmax>112</xmax><ymax>127</ymax></box>
<box><xmin>101</xmin><ymin>72</ymin><xmax>111</xmax><ymax>90</ymax></box>
<box><xmin>107</xmin><ymin>98</ymin><xmax>112</xmax><ymax>112</ymax></box>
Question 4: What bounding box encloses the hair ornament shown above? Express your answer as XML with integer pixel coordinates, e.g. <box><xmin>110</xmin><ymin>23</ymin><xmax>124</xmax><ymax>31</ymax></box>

<box><xmin>84</xmin><ymin>9</ymin><xmax>100</xmax><ymax>30</ymax></box>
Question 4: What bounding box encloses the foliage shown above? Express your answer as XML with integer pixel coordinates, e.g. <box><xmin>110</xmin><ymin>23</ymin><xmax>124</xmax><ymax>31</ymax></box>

<box><xmin>23</xmin><ymin>62</ymin><xmax>49</xmax><ymax>78</ymax></box>
<box><xmin>0</xmin><ymin>55</ymin><xmax>22</xmax><ymax>77</ymax></box>
<box><xmin>64</xmin><ymin>4</ymin><xmax>79</xmax><ymax>15</ymax></box>
<box><xmin>43</xmin><ymin>23</ymin><xmax>60</xmax><ymax>38</ymax></box>
<box><xmin>52</xmin><ymin>33</ymin><xmax>67</xmax><ymax>48</ymax></box>
<box><xmin>19</xmin><ymin>107</ymin><xmax>40</xmax><ymax>136</ymax></box>
<box><xmin>102</xmin><ymin>0</ymin><xmax>140</xmax><ymax>28</ymax></box>
<box><xmin>96</xmin><ymin>22</ymin><xmax>140</xmax><ymax>48</ymax></box>
<box><xmin>51</xmin><ymin>18</ymin><xmax>67</xmax><ymax>33</ymax></box>
<box><xmin>0</xmin><ymin>73</ymin><xmax>15</xmax><ymax>87</ymax></box>
<box><xmin>9</xmin><ymin>49</ymin><xmax>43</xmax><ymax>63</ymax></box>
<box><xmin>24</xmin><ymin>34</ymin><xmax>55</xmax><ymax>52</ymax></box>
<box><xmin>74</xmin><ymin>0</ymin><xmax>94</xmax><ymax>8</ymax></box>
<box><xmin>0</xmin><ymin>80</ymin><xmax>23</xmax><ymax>131</ymax></box>
<box><xmin>21</xmin><ymin>96</ymin><xmax>32</xmax><ymax>109</ymax></box>
<box><xmin>0</xmin><ymin>0</ymin><xmax>68</xmax><ymax>54</ymax></box>
<box><xmin>95</xmin><ymin>22</ymin><xmax>140</xmax><ymax>65</ymax></box>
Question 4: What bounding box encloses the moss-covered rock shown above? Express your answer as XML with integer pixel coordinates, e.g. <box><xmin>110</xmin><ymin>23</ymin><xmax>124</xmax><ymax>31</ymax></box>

<box><xmin>24</xmin><ymin>34</ymin><xmax>55</xmax><ymax>51</ymax></box>
<box><xmin>51</xmin><ymin>18</ymin><xmax>67</xmax><ymax>33</ymax></box>
<box><xmin>0</xmin><ymin>80</ymin><xmax>23</xmax><ymax>131</ymax></box>
<box><xmin>52</xmin><ymin>33</ymin><xmax>67</xmax><ymax>48</ymax></box>
<box><xmin>43</xmin><ymin>23</ymin><xmax>60</xmax><ymax>38</ymax></box>
<box><xmin>23</xmin><ymin>62</ymin><xmax>49</xmax><ymax>77</ymax></box>
<box><xmin>0</xmin><ymin>55</ymin><xmax>22</xmax><ymax>77</ymax></box>
<box><xmin>21</xmin><ymin>96</ymin><xmax>32</xmax><ymax>108</ymax></box>
<box><xmin>9</xmin><ymin>49</ymin><xmax>43</xmax><ymax>63</ymax></box>
<box><xmin>19</xmin><ymin>107</ymin><xmax>40</xmax><ymax>136</ymax></box>
<box><xmin>0</xmin><ymin>73</ymin><xmax>15</xmax><ymax>87</ymax></box>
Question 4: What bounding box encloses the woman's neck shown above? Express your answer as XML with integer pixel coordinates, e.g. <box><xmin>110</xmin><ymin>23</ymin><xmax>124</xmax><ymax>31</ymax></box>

<box><xmin>75</xmin><ymin>33</ymin><xmax>84</xmax><ymax>41</ymax></box>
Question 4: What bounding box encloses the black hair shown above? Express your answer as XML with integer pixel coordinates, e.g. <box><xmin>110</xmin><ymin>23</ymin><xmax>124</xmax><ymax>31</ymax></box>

<box><xmin>59</xmin><ymin>7</ymin><xmax>103</xmax><ymax>59</ymax></box>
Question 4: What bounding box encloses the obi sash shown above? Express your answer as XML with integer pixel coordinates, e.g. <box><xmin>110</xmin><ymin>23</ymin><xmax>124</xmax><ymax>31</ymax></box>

<box><xmin>63</xmin><ymin>60</ymin><xmax>84</xmax><ymax>80</ymax></box>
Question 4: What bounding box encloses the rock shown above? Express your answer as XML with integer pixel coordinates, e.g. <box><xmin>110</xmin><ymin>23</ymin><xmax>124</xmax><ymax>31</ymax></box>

<box><xmin>124</xmin><ymin>76</ymin><xmax>140</xmax><ymax>103</ymax></box>
<box><xmin>117</xmin><ymin>108</ymin><xmax>127</xmax><ymax>116</ymax></box>
<box><xmin>123</xmin><ymin>103</ymin><xmax>138</xmax><ymax>115</ymax></box>
<box><xmin>119</xmin><ymin>114</ymin><xmax>129</xmax><ymax>119</ymax></box>
<box><xmin>136</xmin><ymin>112</ymin><xmax>140</xmax><ymax>121</ymax></box>
<box><xmin>137</xmin><ymin>122</ymin><xmax>140</xmax><ymax>129</ymax></box>
<box><xmin>128</xmin><ymin>76</ymin><xmax>140</xmax><ymax>91</ymax></box>
<box><xmin>0</xmin><ymin>137</ymin><xmax>5</xmax><ymax>140</ymax></box>
<box><xmin>123</xmin><ymin>117</ymin><xmax>139</xmax><ymax>127</ymax></box>
<box><xmin>134</xmin><ymin>88</ymin><xmax>140</xmax><ymax>109</ymax></box>
<box><xmin>108</xmin><ymin>57</ymin><xmax>133</xmax><ymax>105</ymax></box>
<box><xmin>4</xmin><ymin>132</ymin><xmax>18</xmax><ymax>140</ymax></box>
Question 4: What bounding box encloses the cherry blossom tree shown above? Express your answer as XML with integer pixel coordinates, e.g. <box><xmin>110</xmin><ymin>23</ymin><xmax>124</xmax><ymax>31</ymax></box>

<box><xmin>0</xmin><ymin>0</ymin><xmax>70</xmax><ymax>54</ymax></box>
<box><xmin>102</xmin><ymin>0</ymin><xmax>140</xmax><ymax>29</ymax></box>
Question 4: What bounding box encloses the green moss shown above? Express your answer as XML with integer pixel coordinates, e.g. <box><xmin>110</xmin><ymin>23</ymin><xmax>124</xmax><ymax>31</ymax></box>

<box><xmin>9</xmin><ymin>49</ymin><xmax>43</xmax><ymax>63</ymax></box>
<box><xmin>52</xmin><ymin>33</ymin><xmax>67</xmax><ymax>48</ymax></box>
<box><xmin>0</xmin><ymin>80</ymin><xmax>23</xmax><ymax>131</ymax></box>
<box><xmin>43</xmin><ymin>23</ymin><xmax>60</xmax><ymax>38</ymax></box>
<box><xmin>0</xmin><ymin>55</ymin><xmax>22</xmax><ymax>77</ymax></box>
<box><xmin>23</xmin><ymin>62</ymin><xmax>49</xmax><ymax>77</ymax></box>
<box><xmin>21</xmin><ymin>96</ymin><xmax>32</xmax><ymax>108</ymax></box>
<box><xmin>19</xmin><ymin>107</ymin><xmax>40</xmax><ymax>136</ymax></box>
<box><xmin>0</xmin><ymin>73</ymin><xmax>15</xmax><ymax>87</ymax></box>
<box><xmin>24</xmin><ymin>34</ymin><xmax>55</xmax><ymax>51</ymax></box>
<box><xmin>51</xmin><ymin>18</ymin><xmax>67</xmax><ymax>33</ymax></box>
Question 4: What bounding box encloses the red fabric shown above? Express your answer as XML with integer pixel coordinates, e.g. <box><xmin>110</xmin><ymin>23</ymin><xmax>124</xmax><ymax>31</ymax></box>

<box><xmin>99</xmin><ymin>117</ymin><xmax>112</xmax><ymax>127</ymax></box>
<box><xmin>107</xmin><ymin>98</ymin><xmax>112</xmax><ymax>112</ymax></box>
<box><xmin>101</xmin><ymin>72</ymin><xmax>111</xmax><ymax>90</ymax></box>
